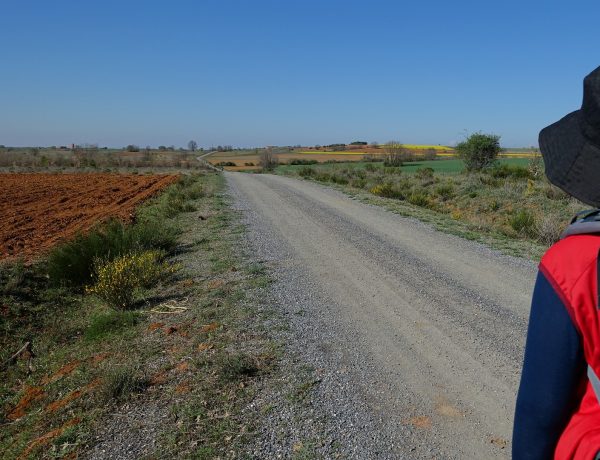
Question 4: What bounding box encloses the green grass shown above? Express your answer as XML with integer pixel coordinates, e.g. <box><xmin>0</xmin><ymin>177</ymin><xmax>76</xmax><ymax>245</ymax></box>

<box><xmin>84</xmin><ymin>310</ymin><xmax>140</xmax><ymax>341</ymax></box>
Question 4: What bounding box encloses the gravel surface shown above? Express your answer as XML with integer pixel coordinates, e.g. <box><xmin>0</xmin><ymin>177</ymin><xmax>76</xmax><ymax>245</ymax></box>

<box><xmin>227</xmin><ymin>172</ymin><xmax>537</xmax><ymax>459</ymax></box>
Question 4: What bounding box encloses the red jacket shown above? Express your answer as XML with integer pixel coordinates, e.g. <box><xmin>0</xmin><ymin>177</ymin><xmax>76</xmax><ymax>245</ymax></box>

<box><xmin>541</xmin><ymin>234</ymin><xmax>600</xmax><ymax>459</ymax></box>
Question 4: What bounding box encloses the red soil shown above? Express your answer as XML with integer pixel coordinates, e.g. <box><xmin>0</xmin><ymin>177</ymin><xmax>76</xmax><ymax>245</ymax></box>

<box><xmin>0</xmin><ymin>173</ymin><xmax>179</xmax><ymax>261</ymax></box>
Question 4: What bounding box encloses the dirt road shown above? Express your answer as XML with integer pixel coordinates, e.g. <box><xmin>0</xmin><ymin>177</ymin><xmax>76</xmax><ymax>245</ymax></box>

<box><xmin>227</xmin><ymin>172</ymin><xmax>537</xmax><ymax>458</ymax></box>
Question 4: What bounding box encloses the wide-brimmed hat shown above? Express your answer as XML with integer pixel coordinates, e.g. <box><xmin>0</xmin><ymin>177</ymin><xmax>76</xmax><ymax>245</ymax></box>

<box><xmin>539</xmin><ymin>65</ymin><xmax>600</xmax><ymax>207</ymax></box>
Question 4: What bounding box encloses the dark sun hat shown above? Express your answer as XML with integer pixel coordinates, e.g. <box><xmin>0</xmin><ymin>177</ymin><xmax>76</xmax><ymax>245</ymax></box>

<box><xmin>540</xmin><ymin>65</ymin><xmax>600</xmax><ymax>207</ymax></box>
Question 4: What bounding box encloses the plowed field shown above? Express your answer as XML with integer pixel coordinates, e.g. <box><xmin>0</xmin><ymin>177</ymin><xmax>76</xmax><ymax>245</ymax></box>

<box><xmin>0</xmin><ymin>173</ymin><xmax>179</xmax><ymax>261</ymax></box>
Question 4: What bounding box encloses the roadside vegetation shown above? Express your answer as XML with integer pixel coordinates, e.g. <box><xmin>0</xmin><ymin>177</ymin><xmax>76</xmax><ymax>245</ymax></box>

<box><xmin>0</xmin><ymin>172</ymin><xmax>278</xmax><ymax>458</ymax></box>
<box><xmin>279</xmin><ymin>142</ymin><xmax>583</xmax><ymax>259</ymax></box>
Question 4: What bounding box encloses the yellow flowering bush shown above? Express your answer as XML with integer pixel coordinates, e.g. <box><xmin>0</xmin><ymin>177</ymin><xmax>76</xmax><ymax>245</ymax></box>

<box><xmin>86</xmin><ymin>250</ymin><xmax>177</xmax><ymax>310</ymax></box>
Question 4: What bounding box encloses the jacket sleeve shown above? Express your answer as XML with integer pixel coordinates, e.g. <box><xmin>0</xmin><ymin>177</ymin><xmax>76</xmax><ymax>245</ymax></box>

<box><xmin>512</xmin><ymin>270</ymin><xmax>586</xmax><ymax>460</ymax></box>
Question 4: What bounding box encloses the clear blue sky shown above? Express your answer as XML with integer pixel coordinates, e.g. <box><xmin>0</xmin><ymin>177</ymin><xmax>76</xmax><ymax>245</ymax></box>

<box><xmin>1</xmin><ymin>0</ymin><xmax>599</xmax><ymax>148</ymax></box>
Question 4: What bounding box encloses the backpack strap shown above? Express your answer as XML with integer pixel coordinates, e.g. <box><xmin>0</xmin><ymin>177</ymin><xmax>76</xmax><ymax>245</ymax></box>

<box><xmin>562</xmin><ymin>209</ymin><xmax>600</xmax><ymax>239</ymax></box>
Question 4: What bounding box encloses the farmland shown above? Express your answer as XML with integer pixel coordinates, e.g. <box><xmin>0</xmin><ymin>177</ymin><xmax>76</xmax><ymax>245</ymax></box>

<box><xmin>0</xmin><ymin>173</ymin><xmax>179</xmax><ymax>261</ymax></box>
<box><xmin>206</xmin><ymin>145</ymin><xmax>539</xmax><ymax>171</ymax></box>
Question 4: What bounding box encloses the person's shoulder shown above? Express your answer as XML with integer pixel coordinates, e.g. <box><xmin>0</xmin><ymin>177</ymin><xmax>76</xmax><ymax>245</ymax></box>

<box><xmin>541</xmin><ymin>234</ymin><xmax>600</xmax><ymax>294</ymax></box>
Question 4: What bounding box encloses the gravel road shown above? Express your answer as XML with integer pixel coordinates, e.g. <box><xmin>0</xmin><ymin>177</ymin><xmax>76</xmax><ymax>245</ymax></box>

<box><xmin>227</xmin><ymin>172</ymin><xmax>537</xmax><ymax>459</ymax></box>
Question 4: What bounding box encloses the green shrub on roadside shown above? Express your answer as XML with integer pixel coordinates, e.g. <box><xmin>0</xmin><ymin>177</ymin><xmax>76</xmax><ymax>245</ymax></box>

<box><xmin>408</xmin><ymin>191</ymin><xmax>431</xmax><ymax>207</ymax></box>
<box><xmin>47</xmin><ymin>219</ymin><xmax>178</xmax><ymax>288</ymax></box>
<box><xmin>86</xmin><ymin>250</ymin><xmax>177</xmax><ymax>310</ymax></box>
<box><xmin>415</xmin><ymin>167</ymin><xmax>434</xmax><ymax>180</ymax></box>
<box><xmin>298</xmin><ymin>166</ymin><xmax>316</xmax><ymax>177</ymax></box>
<box><xmin>434</xmin><ymin>184</ymin><xmax>455</xmax><ymax>201</ymax></box>
<box><xmin>509</xmin><ymin>209</ymin><xmax>536</xmax><ymax>237</ymax></box>
<box><xmin>370</xmin><ymin>183</ymin><xmax>404</xmax><ymax>199</ymax></box>
<box><xmin>488</xmin><ymin>164</ymin><xmax>531</xmax><ymax>179</ymax></box>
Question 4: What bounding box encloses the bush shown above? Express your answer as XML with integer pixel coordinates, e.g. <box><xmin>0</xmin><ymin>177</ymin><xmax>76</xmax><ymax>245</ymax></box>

<box><xmin>289</xmin><ymin>159</ymin><xmax>318</xmax><ymax>165</ymax></box>
<box><xmin>509</xmin><ymin>209</ymin><xmax>536</xmax><ymax>237</ymax></box>
<box><xmin>47</xmin><ymin>219</ymin><xmax>178</xmax><ymax>287</ymax></box>
<box><xmin>456</xmin><ymin>133</ymin><xmax>501</xmax><ymax>171</ymax></box>
<box><xmin>488</xmin><ymin>164</ymin><xmax>531</xmax><ymax>179</ymax></box>
<box><xmin>535</xmin><ymin>214</ymin><xmax>564</xmax><ymax>246</ymax></box>
<box><xmin>298</xmin><ymin>166</ymin><xmax>316</xmax><ymax>177</ymax></box>
<box><xmin>86</xmin><ymin>250</ymin><xmax>177</xmax><ymax>310</ymax></box>
<box><xmin>415</xmin><ymin>167</ymin><xmax>434</xmax><ymax>180</ymax></box>
<box><xmin>408</xmin><ymin>192</ymin><xmax>431</xmax><ymax>207</ymax></box>
<box><xmin>370</xmin><ymin>183</ymin><xmax>404</xmax><ymax>199</ymax></box>
<box><xmin>259</xmin><ymin>149</ymin><xmax>278</xmax><ymax>170</ymax></box>
<box><xmin>435</xmin><ymin>184</ymin><xmax>455</xmax><ymax>200</ymax></box>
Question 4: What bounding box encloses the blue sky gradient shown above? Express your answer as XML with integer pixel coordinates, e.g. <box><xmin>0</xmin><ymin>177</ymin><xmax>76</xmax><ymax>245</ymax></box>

<box><xmin>1</xmin><ymin>0</ymin><xmax>599</xmax><ymax>148</ymax></box>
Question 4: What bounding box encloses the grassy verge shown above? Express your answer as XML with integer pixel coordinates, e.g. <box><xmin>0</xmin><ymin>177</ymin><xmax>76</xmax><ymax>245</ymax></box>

<box><xmin>278</xmin><ymin>159</ymin><xmax>586</xmax><ymax>261</ymax></box>
<box><xmin>0</xmin><ymin>172</ymin><xmax>277</xmax><ymax>458</ymax></box>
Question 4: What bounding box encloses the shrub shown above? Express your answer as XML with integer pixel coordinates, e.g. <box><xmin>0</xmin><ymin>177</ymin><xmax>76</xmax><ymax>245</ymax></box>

<box><xmin>408</xmin><ymin>192</ymin><xmax>431</xmax><ymax>207</ymax></box>
<box><xmin>528</xmin><ymin>152</ymin><xmax>544</xmax><ymax>179</ymax></box>
<box><xmin>259</xmin><ymin>149</ymin><xmax>278</xmax><ymax>170</ymax></box>
<box><xmin>370</xmin><ymin>183</ymin><xmax>404</xmax><ymax>199</ymax></box>
<box><xmin>351</xmin><ymin>178</ymin><xmax>367</xmax><ymax>188</ymax></box>
<box><xmin>47</xmin><ymin>219</ymin><xmax>178</xmax><ymax>287</ymax></box>
<box><xmin>314</xmin><ymin>172</ymin><xmax>332</xmax><ymax>182</ymax></box>
<box><xmin>488</xmin><ymin>164</ymin><xmax>531</xmax><ymax>179</ymax></box>
<box><xmin>86</xmin><ymin>250</ymin><xmax>177</xmax><ymax>310</ymax></box>
<box><xmin>330</xmin><ymin>174</ymin><xmax>349</xmax><ymax>185</ymax></box>
<box><xmin>415</xmin><ymin>167</ymin><xmax>434</xmax><ymax>180</ymax></box>
<box><xmin>365</xmin><ymin>163</ymin><xmax>378</xmax><ymax>172</ymax></box>
<box><xmin>535</xmin><ymin>214</ymin><xmax>565</xmax><ymax>246</ymax></box>
<box><xmin>298</xmin><ymin>166</ymin><xmax>316</xmax><ymax>177</ymax></box>
<box><xmin>289</xmin><ymin>159</ymin><xmax>318</xmax><ymax>165</ymax></box>
<box><xmin>509</xmin><ymin>209</ymin><xmax>536</xmax><ymax>237</ymax></box>
<box><xmin>434</xmin><ymin>184</ymin><xmax>455</xmax><ymax>200</ymax></box>
<box><xmin>456</xmin><ymin>133</ymin><xmax>501</xmax><ymax>171</ymax></box>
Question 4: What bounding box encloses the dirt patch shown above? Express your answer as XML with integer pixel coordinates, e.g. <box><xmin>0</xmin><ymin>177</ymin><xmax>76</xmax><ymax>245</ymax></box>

<box><xmin>200</xmin><ymin>322</ymin><xmax>219</xmax><ymax>333</ymax></box>
<box><xmin>45</xmin><ymin>379</ymin><xmax>100</xmax><ymax>413</ymax></box>
<box><xmin>148</xmin><ymin>322</ymin><xmax>165</xmax><ymax>332</ymax></box>
<box><xmin>6</xmin><ymin>385</ymin><xmax>45</xmax><ymax>420</ymax></box>
<box><xmin>0</xmin><ymin>173</ymin><xmax>179</xmax><ymax>261</ymax></box>
<box><xmin>406</xmin><ymin>415</ymin><xmax>432</xmax><ymax>429</ymax></box>
<box><xmin>18</xmin><ymin>417</ymin><xmax>81</xmax><ymax>460</ymax></box>
<box><xmin>40</xmin><ymin>360</ymin><xmax>81</xmax><ymax>385</ymax></box>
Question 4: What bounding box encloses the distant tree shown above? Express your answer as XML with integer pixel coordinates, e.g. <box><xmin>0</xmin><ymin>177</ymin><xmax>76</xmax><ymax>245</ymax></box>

<box><xmin>0</xmin><ymin>145</ymin><xmax>5</xmax><ymax>149</ymax></box>
<box><xmin>350</xmin><ymin>141</ymin><xmax>368</xmax><ymax>145</ymax></box>
<box><xmin>126</xmin><ymin>144</ymin><xmax>140</xmax><ymax>152</ymax></box>
<box><xmin>187</xmin><ymin>140</ymin><xmax>198</xmax><ymax>151</ymax></box>
<box><xmin>259</xmin><ymin>148</ymin><xmax>278</xmax><ymax>171</ymax></box>
<box><xmin>158</xmin><ymin>145</ymin><xmax>167</xmax><ymax>151</ymax></box>
<box><xmin>455</xmin><ymin>132</ymin><xmax>501</xmax><ymax>171</ymax></box>
<box><xmin>384</xmin><ymin>141</ymin><xmax>405</xmax><ymax>166</ymax></box>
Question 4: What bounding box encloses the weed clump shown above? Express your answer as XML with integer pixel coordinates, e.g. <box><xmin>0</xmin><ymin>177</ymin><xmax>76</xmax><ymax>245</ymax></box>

<box><xmin>99</xmin><ymin>365</ymin><xmax>149</xmax><ymax>402</ymax></box>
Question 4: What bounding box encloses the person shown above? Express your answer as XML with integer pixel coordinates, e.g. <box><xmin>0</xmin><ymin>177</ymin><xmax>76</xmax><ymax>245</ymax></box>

<box><xmin>513</xmin><ymin>65</ymin><xmax>600</xmax><ymax>459</ymax></box>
